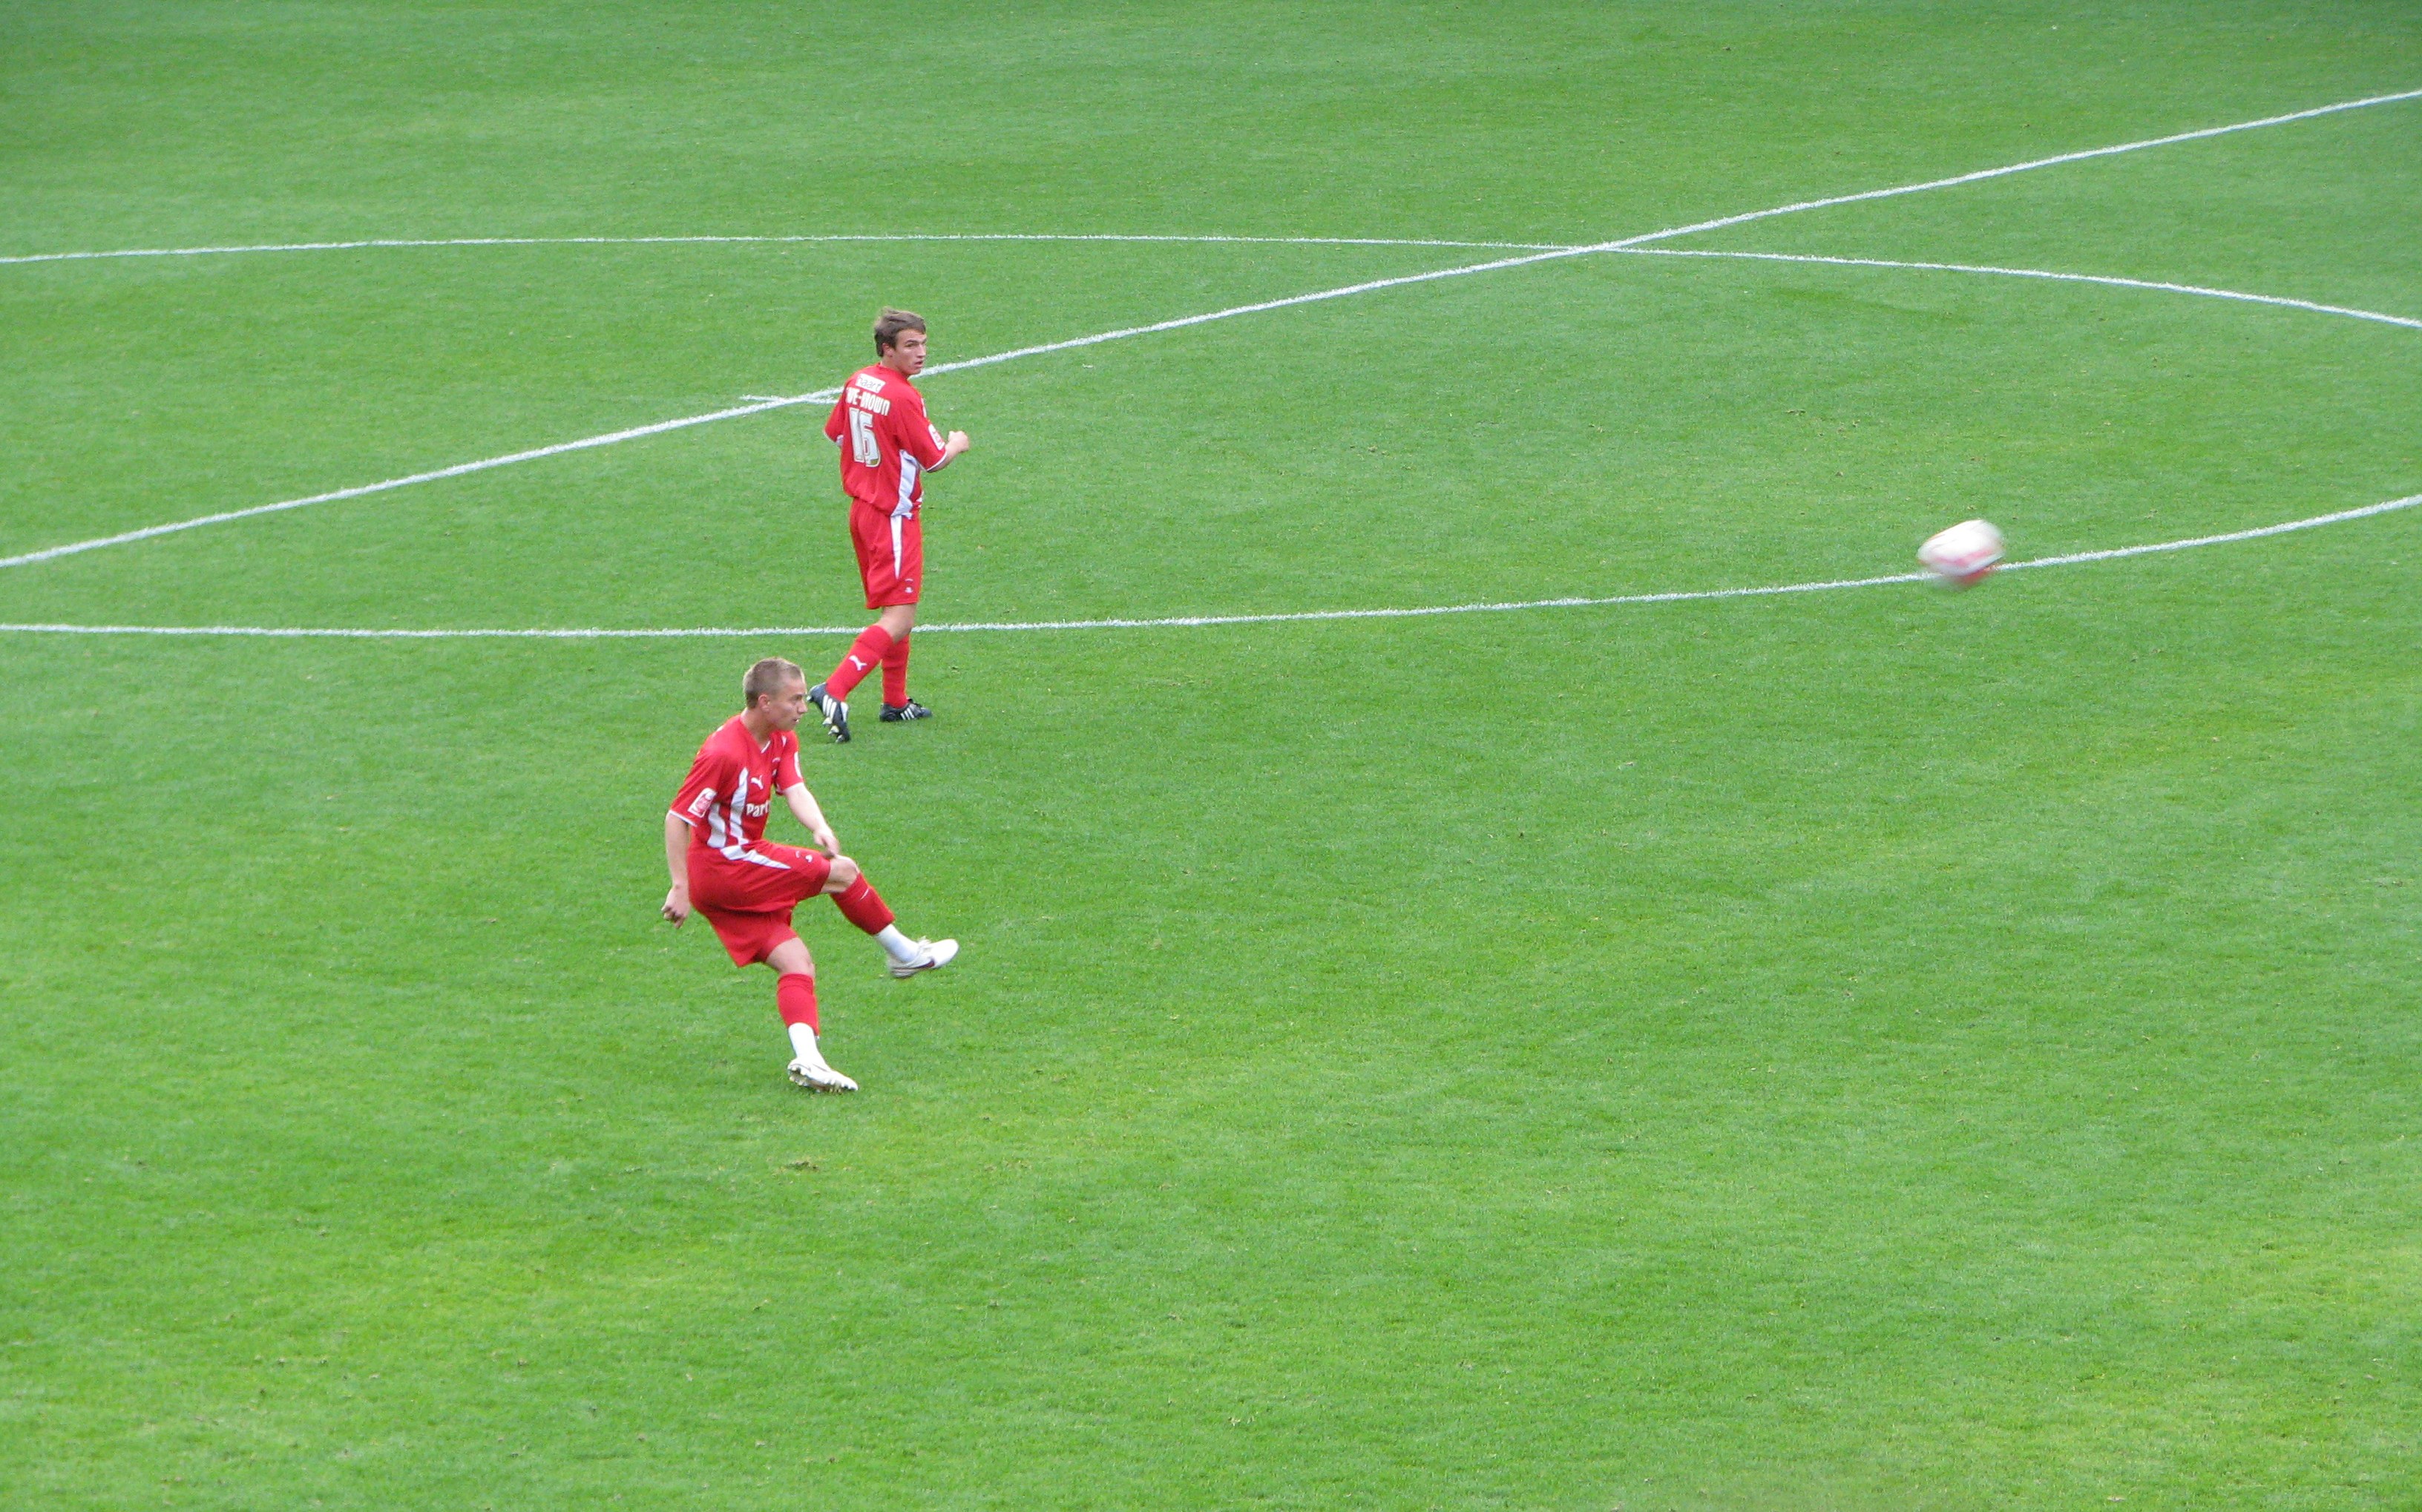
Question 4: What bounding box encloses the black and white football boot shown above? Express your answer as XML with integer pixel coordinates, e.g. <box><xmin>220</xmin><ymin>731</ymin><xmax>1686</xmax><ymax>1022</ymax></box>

<box><xmin>806</xmin><ymin>682</ymin><xmax>850</xmax><ymax>743</ymax></box>
<box><xmin>879</xmin><ymin>697</ymin><xmax>935</xmax><ymax>723</ymax></box>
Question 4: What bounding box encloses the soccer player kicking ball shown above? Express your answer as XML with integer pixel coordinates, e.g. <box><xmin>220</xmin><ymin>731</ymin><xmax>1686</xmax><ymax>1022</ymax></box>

<box><xmin>663</xmin><ymin>657</ymin><xmax>958</xmax><ymax>1092</ymax></box>
<box><xmin>807</xmin><ymin>307</ymin><xmax>971</xmax><ymax>743</ymax></box>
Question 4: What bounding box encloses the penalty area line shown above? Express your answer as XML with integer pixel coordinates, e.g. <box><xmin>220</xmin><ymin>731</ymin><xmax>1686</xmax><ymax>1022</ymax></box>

<box><xmin>3</xmin><ymin>491</ymin><xmax>2414</xmax><ymax>640</ymax></box>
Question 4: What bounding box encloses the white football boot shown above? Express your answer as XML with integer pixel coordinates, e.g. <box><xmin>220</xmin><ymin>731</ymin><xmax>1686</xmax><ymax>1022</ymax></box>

<box><xmin>787</xmin><ymin>1058</ymin><xmax>858</xmax><ymax>1093</ymax></box>
<box><xmin>888</xmin><ymin>938</ymin><xmax>959</xmax><ymax>979</ymax></box>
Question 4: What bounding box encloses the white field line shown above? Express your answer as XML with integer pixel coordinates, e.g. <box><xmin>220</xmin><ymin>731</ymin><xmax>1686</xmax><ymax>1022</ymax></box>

<box><xmin>2</xmin><ymin>491</ymin><xmax>2415</xmax><ymax>640</ymax></box>
<box><xmin>0</xmin><ymin>233</ymin><xmax>1572</xmax><ymax>266</ymax></box>
<box><xmin>1594</xmin><ymin>86</ymin><xmax>2422</xmax><ymax>247</ymax></box>
<box><xmin>0</xmin><ymin>394</ymin><xmax>843</xmax><ymax>568</ymax></box>
<box><xmin>2001</xmin><ymin>490</ymin><xmax>2422</xmax><ymax>570</ymax></box>
<box><xmin>10</xmin><ymin>252</ymin><xmax>2407</xmax><ymax>576</ymax></box>
<box><xmin>1618</xmin><ymin>248</ymin><xmax>2422</xmax><ymax>329</ymax></box>
<box><xmin>10</xmin><ymin>85</ymin><xmax>2418</xmax><ymax>271</ymax></box>
<box><xmin>4</xmin><ymin>85</ymin><xmax>2415</xmax><ymax>573</ymax></box>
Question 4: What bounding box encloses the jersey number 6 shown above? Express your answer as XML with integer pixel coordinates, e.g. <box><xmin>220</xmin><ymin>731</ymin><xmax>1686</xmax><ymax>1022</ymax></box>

<box><xmin>847</xmin><ymin>407</ymin><xmax>883</xmax><ymax>467</ymax></box>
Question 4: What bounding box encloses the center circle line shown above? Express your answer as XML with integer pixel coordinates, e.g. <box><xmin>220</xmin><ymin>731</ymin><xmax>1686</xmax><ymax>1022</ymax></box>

<box><xmin>1</xmin><ymin>487</ymin><xmax>2415</xmax><ymax>641</ymax></box>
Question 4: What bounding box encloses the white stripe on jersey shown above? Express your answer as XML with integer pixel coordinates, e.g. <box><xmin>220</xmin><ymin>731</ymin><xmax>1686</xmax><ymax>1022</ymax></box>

<box><xmin>895</xmin><ymin>453</ymin><xmax>919</xmax><ymax>518</ymax></box>
<box><xmin>716</xmin><ymin>775</ymin><xmax>749</xmax><ymax>858</ymax></box>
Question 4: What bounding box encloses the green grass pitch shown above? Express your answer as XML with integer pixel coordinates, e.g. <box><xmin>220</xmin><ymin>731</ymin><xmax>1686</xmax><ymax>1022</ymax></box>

<box><xmin>5</xmin><ymin>3</ymin><xmax>2421</xmax><ymax>1506</ymax></box>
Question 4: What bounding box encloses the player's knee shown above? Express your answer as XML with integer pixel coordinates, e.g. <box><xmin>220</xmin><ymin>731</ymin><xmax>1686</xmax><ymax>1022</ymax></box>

<box><xmin>826</xmin><ymin>855</ymin><xmax>860</xmax><ymax>892</ymax></box>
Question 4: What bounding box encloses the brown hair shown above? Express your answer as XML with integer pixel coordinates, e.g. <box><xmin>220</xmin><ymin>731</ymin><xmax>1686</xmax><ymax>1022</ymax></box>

<box><xmin>873</xmin><ymin>307</ymin><xmax>926</xmax><ymax>354</ymax></box>
<box><xmin>742</xmin><ymin>657</ymin><xmax>804</xmax><ymax>709</ymax></box>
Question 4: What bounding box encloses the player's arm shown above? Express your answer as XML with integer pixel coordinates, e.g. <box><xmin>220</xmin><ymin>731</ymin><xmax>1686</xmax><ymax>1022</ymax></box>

<box><xmin>782</xmin><ymin>782</ymin><xmax>840</xmax><ymax>854</ymax></box>
<box><xmin>662</xmin><ymin>810</ymin><xmax>694</xmax><ymax>924</ymax></box>
<box><xmin>926</xmin><ymin>424</ymin><xmax>971</xmax><ymax>470</ymax></box>
<box><xmin>894</xmin><ymin>393</ymin><xmax>968</xmax><ymax>472</ymax></box>
<box><xmin>824</xmin><ymin>398</ymin><xmax>848</xmax><ymax>448</ymax></box>
<box><xmin>664</xmin><ymin>749</ymin><xmax>733</xmax><ymax>924</ymax></box>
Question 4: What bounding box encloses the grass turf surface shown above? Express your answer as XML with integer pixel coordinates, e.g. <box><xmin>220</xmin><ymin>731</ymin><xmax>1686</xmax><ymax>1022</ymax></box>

<box><xmin>4</xmin><ymin>2</ymin><xmax>2421</xmax><ymax>1506</ymax></box>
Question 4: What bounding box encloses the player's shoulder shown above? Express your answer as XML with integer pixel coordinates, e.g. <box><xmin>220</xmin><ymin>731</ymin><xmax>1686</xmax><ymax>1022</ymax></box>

<box><xmin>698</xmin><ymin>713</ymin><xmax>749</xmax><ymax>756</ymax></box>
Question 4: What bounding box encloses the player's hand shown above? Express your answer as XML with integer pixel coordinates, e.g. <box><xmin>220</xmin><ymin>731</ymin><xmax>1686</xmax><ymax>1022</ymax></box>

<box><xmin>662</xmin><ymin>884</ymin><xmax>690</xmax><ymax>925</ymax></box>
<box><xmin>813</xmin><ymin>826</ymin><xmax>840</xmax><ymax>855</ymax></box>
<box><xmin>946</xmin><ymin>430</ymin><xmax>969</xmax><ymax>451</ymax></box>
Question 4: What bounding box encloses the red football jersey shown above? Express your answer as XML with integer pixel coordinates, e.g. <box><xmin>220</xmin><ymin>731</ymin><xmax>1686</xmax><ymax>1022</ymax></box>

<box><xmin>670</xmin><ymin>715</ymin><xmax>803</xmax><ymax>858</ymax></box>
<box><xmin>824</xmin><ymin>364</ymin><xmax>948</xmax><ymax>516</ymax></box>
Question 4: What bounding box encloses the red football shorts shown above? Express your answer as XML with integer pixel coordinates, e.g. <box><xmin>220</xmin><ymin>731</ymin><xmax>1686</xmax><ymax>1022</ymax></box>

<box><xmin>850</xmin><ymin>501</ymin><xmax>922</xmax><ymax>608</ymax></box>
<box><xmin>686</xmin><ymin>842</ymin><xmax>835</xmax><ymax>967</ymax></box>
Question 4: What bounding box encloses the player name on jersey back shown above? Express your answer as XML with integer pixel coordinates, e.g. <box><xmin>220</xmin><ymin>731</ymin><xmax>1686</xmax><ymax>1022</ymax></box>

<box><xmin>846</xmin><ymin>372</ymin><xmax>893</xmax><ymax>415</ymax></box>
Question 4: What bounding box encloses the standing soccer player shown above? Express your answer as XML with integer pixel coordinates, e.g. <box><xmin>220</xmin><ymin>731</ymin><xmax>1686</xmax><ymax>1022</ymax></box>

<box><xmin>663</xmin><ymin>657</ymin><xmax>959</xmax><ymax>1092</ymax></box>
<box><xmin>807</xmin><ymin>308</ymin><xmax>971</xmax><ymax>743</ymax></box>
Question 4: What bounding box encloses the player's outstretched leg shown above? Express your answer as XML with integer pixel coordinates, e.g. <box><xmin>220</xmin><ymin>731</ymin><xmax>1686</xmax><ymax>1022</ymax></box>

<box><xmin>767</xmin><ymin>938</ymin><xmax>856</xmax><ymax>1093</ymax></box>
<box><xmin>822</xmin><ymin>855</ymin><xmax>957</xmax><ymax>978</ymax></box>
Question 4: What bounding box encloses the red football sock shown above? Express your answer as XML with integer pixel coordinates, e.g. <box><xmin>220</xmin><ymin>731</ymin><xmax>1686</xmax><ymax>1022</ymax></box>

<box><xmin>881</xmin><ymin>633</ymin><xmax>910</xmax><ymax>707</ymax></box>
<box><xmin>775</xmin><ymin>972</ymin><xmax>818</xmax><ymax>1033</ymax></box>
<box><xmin>825</xmin><ymin>625</ymin><xmax>894</xmax><ymax>701</ymax></box>
<box><xmin>832</xmin><ymin>875</ymin><xmax>896</xmax><ymax>935</ymax></box>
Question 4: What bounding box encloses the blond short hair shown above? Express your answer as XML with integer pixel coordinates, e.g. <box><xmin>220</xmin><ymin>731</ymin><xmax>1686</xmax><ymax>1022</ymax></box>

<box><xmin>743</xmin><ymin>657</ymin><xmax>804</xmax><ymax>709</ymax></box>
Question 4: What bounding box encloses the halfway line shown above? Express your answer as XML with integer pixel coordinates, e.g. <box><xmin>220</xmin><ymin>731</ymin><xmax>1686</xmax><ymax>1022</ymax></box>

<box><xmin>11</xmin><ymin>87</ymin><xmax>2417</xmax><ymax>271</ymax></box>
<box><xmin>0</xmin><ymin>392</ymin><xmax>842</xmax><ymax>569</ymax></box>
<box><xmin>5</xmin><ymin>84</ymin><xmax>2415</xmax><ymax>572</ymax></box>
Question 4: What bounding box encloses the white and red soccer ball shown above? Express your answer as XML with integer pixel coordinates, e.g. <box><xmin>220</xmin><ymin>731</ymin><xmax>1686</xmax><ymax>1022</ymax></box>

<box><xmin>1917</xmin><ymin>518</ymin><xmax>2005</xmax><ymax>588</ymax></box>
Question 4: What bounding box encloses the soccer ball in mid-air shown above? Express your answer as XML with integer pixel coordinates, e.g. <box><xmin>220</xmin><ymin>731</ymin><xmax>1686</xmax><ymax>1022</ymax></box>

<box><xmin>1917</xmin><ymin>518</ymin><xmax>2006</xmax><ymax>588</ymax></box>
